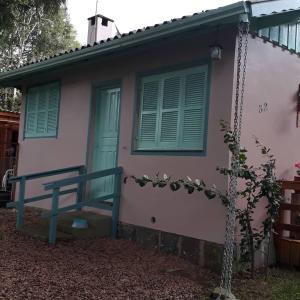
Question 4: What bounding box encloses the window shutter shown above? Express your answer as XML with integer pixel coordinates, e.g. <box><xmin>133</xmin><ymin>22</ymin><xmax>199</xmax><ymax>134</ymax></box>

<box><xmin>159</xmin><ymin>76</ymin><xmax>181</xmax><ymax>147</ymax></box>
<box><xmin>25</xmin><ymin>88</ymin><xmax>38</xmax><ymax>137</ymax></box>
<box><xmin>138</xmin><ymin>80</ymin><xmax>159</xmax><ymax>149</ymax></box>
<box><xmin>25</xmin><ymin>82</ymin><xmax>59</xmax><ymax>138</ymax></box>
<box><xmin>36</xmin><ymin>87</ymin><xmax>48</xmax><ymax>134</ymax></box>
<box><xmin>181</xmin><ymin>68</ymin><xmax>208</xmax><ymax>150</ymax></box>
<box><xmin>136</xmin><ymin>65</ymin><xmax>209</xmax><ymax>152</ymax></box>
<box><xmin>47</xmin><ymin>82</ymin><xmax>59</xmax><ymax>135</ymax></box>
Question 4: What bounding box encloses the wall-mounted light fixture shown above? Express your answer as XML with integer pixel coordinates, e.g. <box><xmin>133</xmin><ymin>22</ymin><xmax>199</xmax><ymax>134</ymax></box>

<box><xmin>210</xmin><ymin>45</ymin><xmax>223</xmax><ymax>61</ymax></box>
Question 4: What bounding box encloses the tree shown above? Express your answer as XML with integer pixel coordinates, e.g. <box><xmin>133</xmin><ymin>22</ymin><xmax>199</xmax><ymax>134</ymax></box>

<box><xmin>0</xmin><ymin>0</ymin><xmax>66</xmax><ymax>31</ymax></box>
<box><xmin>0</xmin><ymin>0</ymin><xmax>79</xmax><ymax>111</ymax></box>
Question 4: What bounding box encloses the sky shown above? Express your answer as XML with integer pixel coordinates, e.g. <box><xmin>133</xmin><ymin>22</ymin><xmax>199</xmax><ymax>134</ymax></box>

<box><xmin>67</xmin><ymin>0</ymin><xmax>236</xmax><ymax>45</ymax></box>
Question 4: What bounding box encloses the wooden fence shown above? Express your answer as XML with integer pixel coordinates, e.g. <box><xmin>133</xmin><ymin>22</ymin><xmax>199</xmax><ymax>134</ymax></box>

<box><xmin>275</xmin><ymin>180</ymin><xmax>300</xmax><ymax>267</ymax></box>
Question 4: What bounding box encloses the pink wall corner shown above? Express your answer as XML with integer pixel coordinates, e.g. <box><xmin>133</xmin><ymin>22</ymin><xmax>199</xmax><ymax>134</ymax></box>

<box><xmin>241</xmin><ymin>36</ymin><xmax>300</xmax><ymax>181</ymax></box>
<box><xmin>233</xmin><ymin>35</ymin><xmax>300</xmax><ymax>251</ymax></box>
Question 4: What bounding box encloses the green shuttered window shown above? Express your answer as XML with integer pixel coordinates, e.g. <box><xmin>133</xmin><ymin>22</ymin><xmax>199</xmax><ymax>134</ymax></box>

<box><xmin>25</xmin><ymin>82</ymin><xmax>60</xmax><ymax>138</ymax></box>
<box><xmin>136</xmin><ymin>65</ymin><xmax>209</xmax><ymax>151</ymax></box>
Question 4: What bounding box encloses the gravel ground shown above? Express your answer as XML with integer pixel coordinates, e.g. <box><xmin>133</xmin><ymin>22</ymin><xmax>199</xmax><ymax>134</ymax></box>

<box><xmin>0</xmin><ymin>209</ymin><xmax>213</xmax><ymax>300</ymax></box>
<box><xmin>1</xmin><ymin>208</ymin><xmax>297</xmax><ymax>300</ymax></box>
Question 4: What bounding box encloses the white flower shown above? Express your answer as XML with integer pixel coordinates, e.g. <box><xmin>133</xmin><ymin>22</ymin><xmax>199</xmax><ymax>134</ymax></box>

<box><xmin>163</xmin><ymin>174</ymin><xmax>168</xmax><ymax>180</ymax></box>
<box><xmin>143</xmin><ymin>175</ymin><xmax>149</xmax><ymax>180</ymax></box>
<box><xmin>195</xmin><ymin>179</ymin><xmax>200</xmax><ymax>186</ymax></box>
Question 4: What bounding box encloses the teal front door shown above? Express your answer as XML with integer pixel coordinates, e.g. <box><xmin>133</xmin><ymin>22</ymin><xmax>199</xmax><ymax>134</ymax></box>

<box><xmin>91</xmin><ymin>87</ymin><xmax>121</xmax><ymax>199</ymax></box>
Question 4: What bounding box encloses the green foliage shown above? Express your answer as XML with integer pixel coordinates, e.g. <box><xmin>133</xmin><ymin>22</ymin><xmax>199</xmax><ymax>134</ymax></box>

<box><xmin>0</xmin><ymin>1</ymin><xmax>79</xmax><ymax>111</ymax></box>
<box><xmin>0</xmin><ymin>0</ymin><xmax>65</xmax><ymax>31</ymax></box>
<box><xmin>265</xmin><ymin>269</ymin><xmax>300</xmax><ymax>300</ymax></box>
<box><xmin>125</xmin><ymin>120</ymin><xmax>283</xmax><ymax>276</ymax></box>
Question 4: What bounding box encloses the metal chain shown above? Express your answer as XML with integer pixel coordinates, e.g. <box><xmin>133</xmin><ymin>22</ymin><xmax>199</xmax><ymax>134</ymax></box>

<box><xmin>217</xmin><ymin>21</ymin><xmax>249</xmax><ymax>299</ymax></box>
<box><xmin>237</xmin><ymin>23</ymin><xmax>249</xmax><ymax>144</ymax></box>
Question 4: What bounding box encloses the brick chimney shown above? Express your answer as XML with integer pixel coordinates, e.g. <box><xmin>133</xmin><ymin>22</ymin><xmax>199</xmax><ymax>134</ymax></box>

<box><xmin>87</xmin><ymin>14</ymin><xmax>115</xmax><ymax>45</ymax></box>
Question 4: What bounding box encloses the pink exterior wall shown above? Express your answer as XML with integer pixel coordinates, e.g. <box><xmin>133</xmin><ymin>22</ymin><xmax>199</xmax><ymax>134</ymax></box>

<box><xmin>236</xmin><ymin>36</ymin><xmax>300</xmax><ymax>261</ymax></box>
<box><xmin>18</xmin><ymin>31</ymin><xmax>237</xmax><ymax>244</ymax></box>
<box><xmin>241</xmin><ymin>35</ymin><xmax>300</xmax><ymax>183</ymax></box>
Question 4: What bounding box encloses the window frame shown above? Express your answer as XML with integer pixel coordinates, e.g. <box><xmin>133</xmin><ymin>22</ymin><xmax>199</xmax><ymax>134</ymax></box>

<box><xmin>132</xmin><ymin>61</ymin><xmax>211</xmax><ymax>156</ymax></box>
<box><xmin>23</xmin><ymin>80</ymin><xmax>61</xmax><ymax>139</ymax></box>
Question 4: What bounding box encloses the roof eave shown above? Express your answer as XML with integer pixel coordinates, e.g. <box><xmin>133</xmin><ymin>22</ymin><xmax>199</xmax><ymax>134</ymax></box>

<box><xmin>0</xmin><ymin>1</ymin><xmax>248</xmax><ymax>87</ymax></box>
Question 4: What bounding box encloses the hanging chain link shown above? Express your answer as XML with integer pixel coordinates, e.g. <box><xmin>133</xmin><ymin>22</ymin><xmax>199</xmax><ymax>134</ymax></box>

<box><xmin>217</xmin><ymin>20</ymin><xmax>249</xmax><ymax>299</ymax></box>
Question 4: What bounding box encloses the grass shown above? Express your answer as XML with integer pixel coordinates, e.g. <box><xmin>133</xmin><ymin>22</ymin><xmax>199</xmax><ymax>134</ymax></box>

<box><xmin>232</xmin><ymin>268</ymin><xmax>300</xmax><ymax>300</ymax></box>
<box><xmin>265</xmin><ymin>269</ymin><xmax>300</xmax><ymax>300</ymax></box>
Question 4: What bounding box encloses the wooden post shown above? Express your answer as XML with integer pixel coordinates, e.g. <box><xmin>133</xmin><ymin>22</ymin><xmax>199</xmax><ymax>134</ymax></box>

<box><xmin>16</xmin><ymin>176</ymin><xmax>26</xmax><ymax>230</ymax></box>
<box><xmin>49</xmin><ymin>187</ymin><xmax>59</xmax><ymax>245</ymax></box>
<box><xmin>112</xmin><ymin>171</ymin><xmax>121</xmax><ymax>238</ymax></box>
<box><xmin>76</xmin><ymin>166</ymin><xmax>86</xmax><ymax>211</ymax></box>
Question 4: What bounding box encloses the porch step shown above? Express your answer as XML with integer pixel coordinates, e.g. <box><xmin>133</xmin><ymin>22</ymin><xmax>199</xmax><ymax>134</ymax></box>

<box><xmin>20</xmin><ymin>223</ymin><xmax>73</xmax><ymax>241</ymax></box>
<box><xmin>21</xmin><ymin>211</ymin><xmax>112</xmax><ymax>242</ymax></box>
<box><xmin>56</xmin><ymin>211</ymin><xmax>112</xmax><ymax>239</ymax></box>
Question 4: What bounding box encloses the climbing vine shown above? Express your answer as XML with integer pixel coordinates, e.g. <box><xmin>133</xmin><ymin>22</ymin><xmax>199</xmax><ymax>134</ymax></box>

<box><xmin>125</xmin><ymin>121</ymin><xmax>283</xmax><ymax>276</ymax></box>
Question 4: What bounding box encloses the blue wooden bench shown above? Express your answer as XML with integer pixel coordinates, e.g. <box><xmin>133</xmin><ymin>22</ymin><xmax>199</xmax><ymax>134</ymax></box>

<box><xmin>8</xmin><ymin>165</ymin><xmax>123</xmax><ymax>244</ymax></box>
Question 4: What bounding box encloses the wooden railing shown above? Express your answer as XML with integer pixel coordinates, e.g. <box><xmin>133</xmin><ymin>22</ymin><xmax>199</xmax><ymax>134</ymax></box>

<box><xmin>8</xmin><ymin>165</ymin><xmax>123</xmax><ymax>245</ymax></box>
<box><xmin>7</xmin><ymin>166</ymin><xmax>123</xmax><ymax>244</ymax></box>
<box><xmin>8</xmin><ymin>165</ymin><xmax>86</xmax><ymax>230</ymax></box>
<box><xmin>43</xmin><ymin>167</ymin><xmax>122</xmax><ymax>244</ymax></box>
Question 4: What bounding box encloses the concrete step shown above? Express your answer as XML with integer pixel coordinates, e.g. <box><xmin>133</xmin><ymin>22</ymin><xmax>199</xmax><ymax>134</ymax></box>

<box><xmin>20</xmin><ymin>211</ymin><xmax>112</xmax><ymax>242</ymax></box>
<box><xmin>20</xmin><ymin>224</ymin><xmax>73</xmax><ymax>241</ymax></box>
<box><xmin>56</xmin><ymin>211</ymin><xmax>112</xmax><ymax>239</ymax></box>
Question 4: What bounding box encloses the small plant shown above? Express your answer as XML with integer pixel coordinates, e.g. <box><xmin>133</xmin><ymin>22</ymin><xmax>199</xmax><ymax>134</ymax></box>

<box><xmin>125</xmin><ymin>121</ymin><xmax>283</xmax><ymax>277</ymax></box>
<box><xmin>295</xmin><ymin>163</ymin><xmax>300</xmax><ymax>176</ymax></box>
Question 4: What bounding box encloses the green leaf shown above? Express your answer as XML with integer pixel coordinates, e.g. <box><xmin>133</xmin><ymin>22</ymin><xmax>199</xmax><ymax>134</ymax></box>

<box><xmin>197</xmin><ymin>186</ymin><xmax>203</xmax><ymax>192</ymax></box>
<box><xmin>170</xmin><ymin>182</ymin><xmax>181</xmax><ymax>192</ymax></box>
<box><xmin>204</xmin><ymin>190</ymin><xmax>216</xmax><ymax>199</ymax></box>
<box><xmin>158</xmin><ymin>181</ymin><xmax>167</xmax><ymax>188</ymax></box>
<box><xmin>135</xmin><ymin>179</ymin><xmax>146</xmax><ymax>187</ymax></box>
<box><xmin>187</xmin><ymin>186</ymin><xmax>194</xmax><ymax>194</ymax></box>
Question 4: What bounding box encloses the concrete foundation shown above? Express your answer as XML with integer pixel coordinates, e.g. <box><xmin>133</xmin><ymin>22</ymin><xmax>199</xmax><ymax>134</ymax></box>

<box><xmin>119</xmin><ymin>222</ymin><xmax>224</xmax><ymax>272</ymax></box>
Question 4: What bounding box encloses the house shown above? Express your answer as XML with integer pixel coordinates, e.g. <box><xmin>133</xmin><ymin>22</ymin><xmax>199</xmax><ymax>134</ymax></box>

<box><xmin>0</xmin><ymin>109</ymin><xmax>19</xmax><ymax>206</ymax></box>
<box><xmin>0</xmin><ymin>0</ymin><xmax>300</xmax><ymax>269</ymax></box>
<box><xmin>0</xmin><ymin>109</ymin><xmax>19</xmax><ymax>179</ymax></box>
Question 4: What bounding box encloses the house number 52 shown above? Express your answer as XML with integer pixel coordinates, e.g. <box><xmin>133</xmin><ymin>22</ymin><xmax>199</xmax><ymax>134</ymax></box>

<box><xmin>259</xmin><ymin>103</ymin><xmax>268</xmax><ymax>113</ymax></box>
